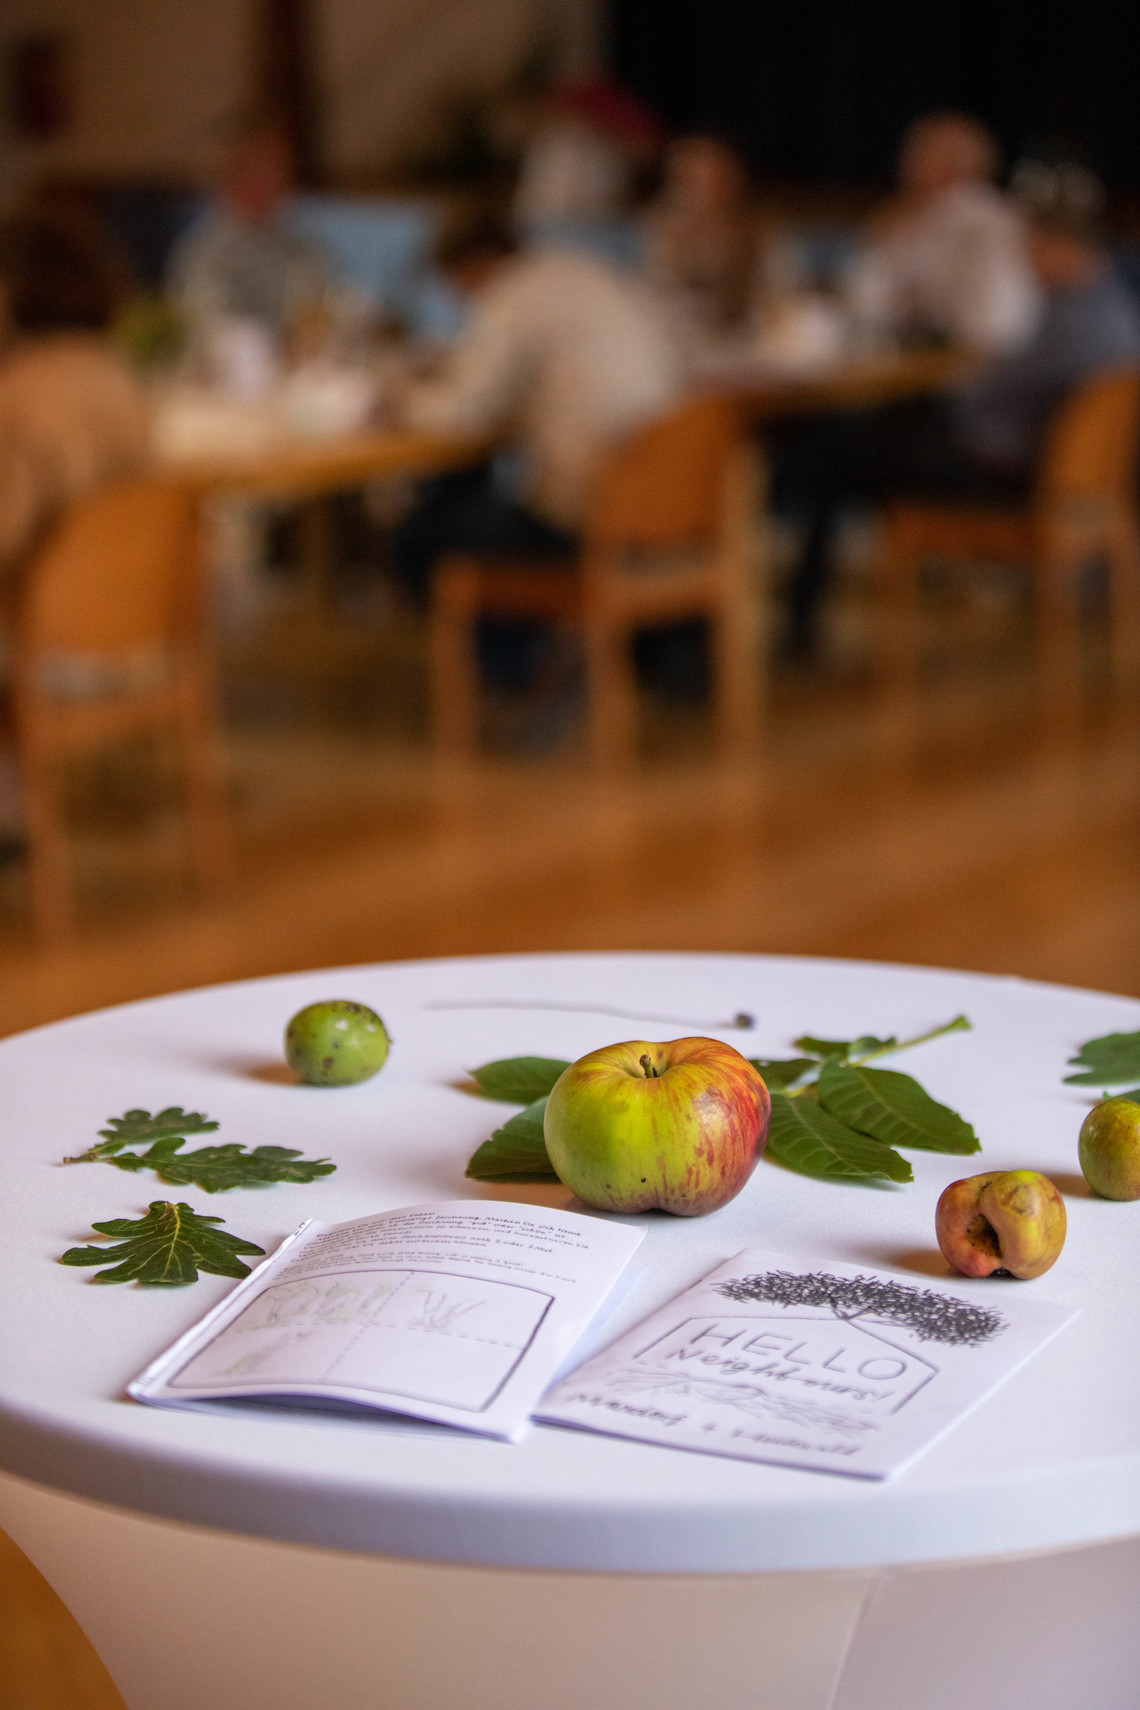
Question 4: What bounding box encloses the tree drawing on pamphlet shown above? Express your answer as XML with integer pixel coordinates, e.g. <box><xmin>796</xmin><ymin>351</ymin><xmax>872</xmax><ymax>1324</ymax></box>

<box><xmin>715</xmin><ymin>1270</ymin><xmax>1005</xmax><ymax>1347</ymax></box>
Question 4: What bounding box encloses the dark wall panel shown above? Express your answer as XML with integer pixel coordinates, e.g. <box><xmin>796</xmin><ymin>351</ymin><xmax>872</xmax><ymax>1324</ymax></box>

<box><xmin>611</xmin><ymin>0</ymin><xmax>1140</xmax><ymax>184</ymax></box>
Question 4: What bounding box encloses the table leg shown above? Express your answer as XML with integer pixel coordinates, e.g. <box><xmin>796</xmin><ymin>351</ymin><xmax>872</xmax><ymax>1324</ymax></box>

<box><xmin>0</xmin><ymin>1472</ymin><xmax>871</xmax><ymax>1710</ymax></box>
<box><xmin>8</xmin><ymin>1472</ymin><xmax>1132</xmax><ymax>1710</ymax></box>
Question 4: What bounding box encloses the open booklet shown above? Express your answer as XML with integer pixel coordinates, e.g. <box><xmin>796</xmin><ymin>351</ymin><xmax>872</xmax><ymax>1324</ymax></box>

<box><xmin>130</xmin><ymin>1200</ymin><xmax>644</xmax><ymax>1442</ymax></box>
<box><xmin>538</xmin><ymin>1249</ymin><xmax>1078</xmax><ymax>1479</ymax></box>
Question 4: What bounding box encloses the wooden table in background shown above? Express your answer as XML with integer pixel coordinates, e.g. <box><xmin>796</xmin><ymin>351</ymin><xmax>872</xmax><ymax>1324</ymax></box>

<box><xmin>157</xmin><ymin>351</ymin><xmax>975</xmax><ymax>500</ymax></box>
<box><xmin>701</xmin><ymin>345</ymin><xmax>978</xmax><ymax>419</ymax></box>
<box><xmin>152</xmin><ymin>354</ymin><xmax>974</xmax><ymax>623</ymax></box>
<box><xmin>159</xmin><ymin>425</ymin><xmax>484</xmax><ymax>500</ymax></box>
<box><xmin>158</xmin><ymin>424</ymin><xmax>486</xmax><ymax>607</ymax></box>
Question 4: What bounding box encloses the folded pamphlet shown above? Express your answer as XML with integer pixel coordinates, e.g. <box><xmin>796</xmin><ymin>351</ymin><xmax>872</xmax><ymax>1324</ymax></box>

<box><xmin>130</xmin><ymin>1199</ymin><xmax>644</xmax><ymax>1442</ymax></box>
<box><xmin>537</xmin><ymin>1248</ymin><xmax>1077</xmax><ymax>1479</ymax></box>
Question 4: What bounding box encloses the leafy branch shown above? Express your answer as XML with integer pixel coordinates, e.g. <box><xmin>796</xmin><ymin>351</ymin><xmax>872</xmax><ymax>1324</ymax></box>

<box><xmin>461</xmin><ymin>1016</ymin><xmax>978</xmax><ymax>1185</ymax></box>
<box><xmin>63</xmin><ymin>1108</ymin><xmax>335</xmax><ymax>1191</ymax></box>
<box><xmin>60</xmin><ymin>1201</ymin><xmax>265</xmax><ymax>1286</ymax></box>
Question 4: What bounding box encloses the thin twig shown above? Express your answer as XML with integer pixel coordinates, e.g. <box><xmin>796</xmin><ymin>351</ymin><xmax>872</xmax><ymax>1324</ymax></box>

<box><xmin>423</xmin><ymin>1000</ymin><xmax>756</xmax><ymax>1031</ymax></box>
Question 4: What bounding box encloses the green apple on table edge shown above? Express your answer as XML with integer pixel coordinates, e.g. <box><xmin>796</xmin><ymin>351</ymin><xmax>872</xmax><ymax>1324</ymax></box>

<box><xmin>544</xmin><ymin>1036</ymin><xmax>771</xmax><ymax>1216</ymax></box>
<box><xmin>1078</xmin><ymin>1096</ymin><xmax>1140</xmax><ymax>1200</ymax></box>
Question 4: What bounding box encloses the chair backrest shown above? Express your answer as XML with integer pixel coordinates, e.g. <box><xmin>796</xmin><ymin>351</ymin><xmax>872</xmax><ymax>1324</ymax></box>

<box><xmin>586</xmin><ymin>395</ymin><xmax>742</xmax><ymax>550</ymax></box>
<box><xmin>16</xmin><ymin>476</ymin><xmax>202</xmax><ymax>660</ymax></box>
<box><xmin>1037</xmin><ymin>367</ymin><xmax>1140</xmax><ymax>504</ymax></box>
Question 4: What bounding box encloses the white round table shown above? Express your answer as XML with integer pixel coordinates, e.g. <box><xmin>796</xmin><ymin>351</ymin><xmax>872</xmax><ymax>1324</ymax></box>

<box><xmin>1</xmin><ymin>954</ymin><xmax>1138</xmax><ymax>1710</ymax></box>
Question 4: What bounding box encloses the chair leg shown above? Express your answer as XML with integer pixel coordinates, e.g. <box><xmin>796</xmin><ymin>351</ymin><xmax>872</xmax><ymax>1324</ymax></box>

<box><xmin>584</xmin><ymin>617</ymin><xmax>637</xmax><ymax>769</ymax></box>
<box><xmin>18</xmin><ymin>733</ymin><xmax>73</xmax><ymax>939</ymax></box>
<box><xmin>712</xmin><ymin>599</ymin><xmax>762</xmax><ymax>758</ymax></box>
<box><xmin>179</xmin><ymin>685</ymin><xmax>234</xmax><ymax>892</ymax></box>
<box><xmin>431</xmin><ymin>568</ymin><xmax>481</xmax><ymax>760</ymax></box>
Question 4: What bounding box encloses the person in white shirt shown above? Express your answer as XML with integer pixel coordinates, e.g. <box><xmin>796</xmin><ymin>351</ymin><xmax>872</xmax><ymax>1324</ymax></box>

<box><xmin>395</xmin><ymin>214</ymin><xmax>684</xmax><ymax>609</ymax></box>
<box><xmin>848</xmin><ymin>112</ymin><xmax>1038</xmax><ymax>355</ymax></box>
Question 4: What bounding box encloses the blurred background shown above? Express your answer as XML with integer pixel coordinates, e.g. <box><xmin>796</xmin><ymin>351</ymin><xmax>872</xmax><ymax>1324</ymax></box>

<box><xmin>1</xmin><ymin>0</ymin><xmax>1138</xmax><ymax>1031</ymax></box>
<box><xmin>4</xmin><ymin>3</ymin><xmax>1140</xmax><ymax>1700</ymax></box>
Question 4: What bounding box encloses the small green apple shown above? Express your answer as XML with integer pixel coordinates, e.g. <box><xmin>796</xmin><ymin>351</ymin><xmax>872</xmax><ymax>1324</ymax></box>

<box><xmin>543</xmin><ymin>1036</ymin><xmax>770</xmax><ymax>1216</ymax></box>
<box><xmin>285</xmin><ymin>1000</ymin><xmax>390</xmax><ymax>1086</ymax></box>
<box><xmin>935</xmin><ymin>1169</ymin><xmax>1066</xmax><ymax>1279</ymax></box>
<box><xmin>1079</xmin><ymin>1096</ymin><xmax>1140</xmax><ymax>1199</ymax></box>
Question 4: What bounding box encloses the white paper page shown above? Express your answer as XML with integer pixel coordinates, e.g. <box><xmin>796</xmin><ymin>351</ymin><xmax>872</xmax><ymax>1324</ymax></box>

<box><xmin>130</xmin><ymin>1200</ymin><xmax>644</xmax><ymax>1441</ymax></box>
<box><xmin>537</xmin><ymin>1249</ymin><xmax>1078</xmax><ymax>1478</ymax></box>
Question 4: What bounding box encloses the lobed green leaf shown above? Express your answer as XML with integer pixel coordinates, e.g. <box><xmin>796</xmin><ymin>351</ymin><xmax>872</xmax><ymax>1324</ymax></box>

<box><xmin>105</xmin><ymin>1138</ymin><xmax>336</xmax><ymax>1193</ymax></box>
<box><xmin>816</xmin><ymin>1061</ymin><xmax>980</xmax><ymax>1155</ymax></box>
<box><xmin>92</xmin><ymin>1107</ymin><xmax>219</xmax><ymax>1157</ymax></box>
<box><xmin>60</xmin><ymin>1201</ymin><xmax>264</xmax><ymax>1287</ymax></box>
<box><xmin>469</xmin><ymin>1058</ymin><xmax>571</xmax><ymax>1104</ymax></box>
<box><xmin>765</xmin><ymin>1092</ymin><xmax>912</xmax><ymax>1183</ymax></box>
<box><xmin>1064</xmin><ymin>1030</ymin><xmax>1140</xmax><ymax>1087</ymax></box>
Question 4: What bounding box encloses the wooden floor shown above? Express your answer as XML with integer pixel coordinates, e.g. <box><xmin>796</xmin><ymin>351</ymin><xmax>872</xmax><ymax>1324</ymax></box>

<box><xmin>2</xmin><ymin>576</ymin><xmax>1138</xmax><ymax>1706</ymax></box>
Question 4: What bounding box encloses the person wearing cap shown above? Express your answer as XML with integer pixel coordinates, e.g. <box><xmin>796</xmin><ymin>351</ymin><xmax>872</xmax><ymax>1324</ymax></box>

<box><xmin>848</xmin><ymin>111</ymin><xmax>1038</xmax><ymax>355</ymax></box>
<box><xmin>513</xmin><ymin>77</ymin><xmax>662</xmax><ymax>228</ymax></box>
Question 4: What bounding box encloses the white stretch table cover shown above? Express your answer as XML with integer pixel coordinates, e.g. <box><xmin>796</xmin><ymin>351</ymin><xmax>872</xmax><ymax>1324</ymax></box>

<box><xmin>1</xmin><ymin>953</ymin><xmax>1138</xmax><ymax>1574</ymax></box>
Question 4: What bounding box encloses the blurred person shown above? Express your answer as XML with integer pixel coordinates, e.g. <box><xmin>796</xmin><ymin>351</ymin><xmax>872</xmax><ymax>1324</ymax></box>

<box><xmin>395</xmin><ymin>212</ymin><xmax>683</xmax><ymax>601</ymax></box>
<box><xmin>644</xmin><ymin>135</ymin><xmax>769</xmax><ymax>336</ymax></box>
<box><xmin>168</xmin><ymin>121</ymin><xmax>329</xmax><ymax>343</ymax></box>
<box><xmin>0</xmin><ymin>217</ymin><xmax>150</xmax><ymax>579</ymax></box>
<box><xmin>392</xmin><ymin>213</ymin><xmax>684</xmax><ymax>715</ymax></box>
<box><xmin>950</xmin><ymin>160</ymin><xmax>1139</xmax><ymax>469</ymax></box>
<box><xmin>848</xmin><ymin>112</ymin><xmax>1038</xmax><ymax>355</ymax></box>
<box><xmin>0</xmin><ymin>216</ymin><xmax>151</xmax><ymax>840</ymax></box>
<box><xmin>781</xmin><ymin>164</ymin><xmax>1140</xmax><ymax>656</ymax></box>
<box><xmin>513</xmin><ymin>77</ymin><xmax>661</xmax><ymax>228</ymax></box>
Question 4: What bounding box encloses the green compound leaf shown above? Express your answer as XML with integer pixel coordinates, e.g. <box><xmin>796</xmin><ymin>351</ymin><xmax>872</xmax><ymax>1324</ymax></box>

<box><xmin>60</xmin><ymin>1201</ymin><xmax>265</xmax><ymax>1287</ymax></box>
<box><xmin>105</xmin><ymin>1138</ymin><xmax>336</xmax><ymax>1193</ymax></box>
<box><xmin>816</xmin><ymin>1061</ymin><xmax>980</xmax><ymax>1156</ymax></box>
<box><xmin>748</xmin><ymin>1057</ymin><xmax>819</xmax><ymax>1089</ymax></box>
<box><xmin>765</xmin><ymin>1092</ymin><xmax>912</xmax><ymax>1184</ymax></box>
<box><xmin>469</xmin><ymin>1058</ymin><xmax>570</xmax><ymax>1103</ymax></box>
<box><xmin>465</xmin><ymin>1097</ymin><xmax>559</xmax><ymax>1182</ymax></box>
<box><xmin>1064</xmin><ymin>1030</ymin><xmax>1140</xmax><ymax>1087</ymax></box>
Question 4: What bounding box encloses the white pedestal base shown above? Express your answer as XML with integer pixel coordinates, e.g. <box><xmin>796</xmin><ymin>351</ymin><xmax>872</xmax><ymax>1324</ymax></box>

<box><xmin>3</xmin><ymin>1471</ymin><xmax>1138</xmax><ymax>1710</ymax></box>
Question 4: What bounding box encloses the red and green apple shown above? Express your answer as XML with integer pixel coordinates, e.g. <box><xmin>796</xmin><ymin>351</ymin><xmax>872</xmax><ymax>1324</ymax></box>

<box><xmin>543</xmin><ymin>1036</ymin><xmax>771</xmax><ymax>1216</ymax></box>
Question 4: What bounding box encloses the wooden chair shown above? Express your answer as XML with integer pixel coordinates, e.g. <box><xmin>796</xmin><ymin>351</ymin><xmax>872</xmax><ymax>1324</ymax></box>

<box><xmin>879</xmin><ymin>368</ymin><xmax>1140</xmax><ymax>701</ymax></box>
<box><xmin>4</xmin><ymin>476</ymin><xmax>233</xmax><ymax>937</ymax></box>
<box><xmin>430</xmin><ymin>396</ymin><xmax>764</xmax><ymax>766</ymax></box>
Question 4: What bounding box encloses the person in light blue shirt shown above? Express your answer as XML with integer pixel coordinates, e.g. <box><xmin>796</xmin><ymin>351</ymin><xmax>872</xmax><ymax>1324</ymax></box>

<box><xmin>951</xmin><ymin>173</ymin><xmax>1140</xmax><ymax>473</ymax></box>
<box><xmin>780</xmin><ymin>164</ymin><xmax>1140</xmax><ymax>657</ymax></box>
